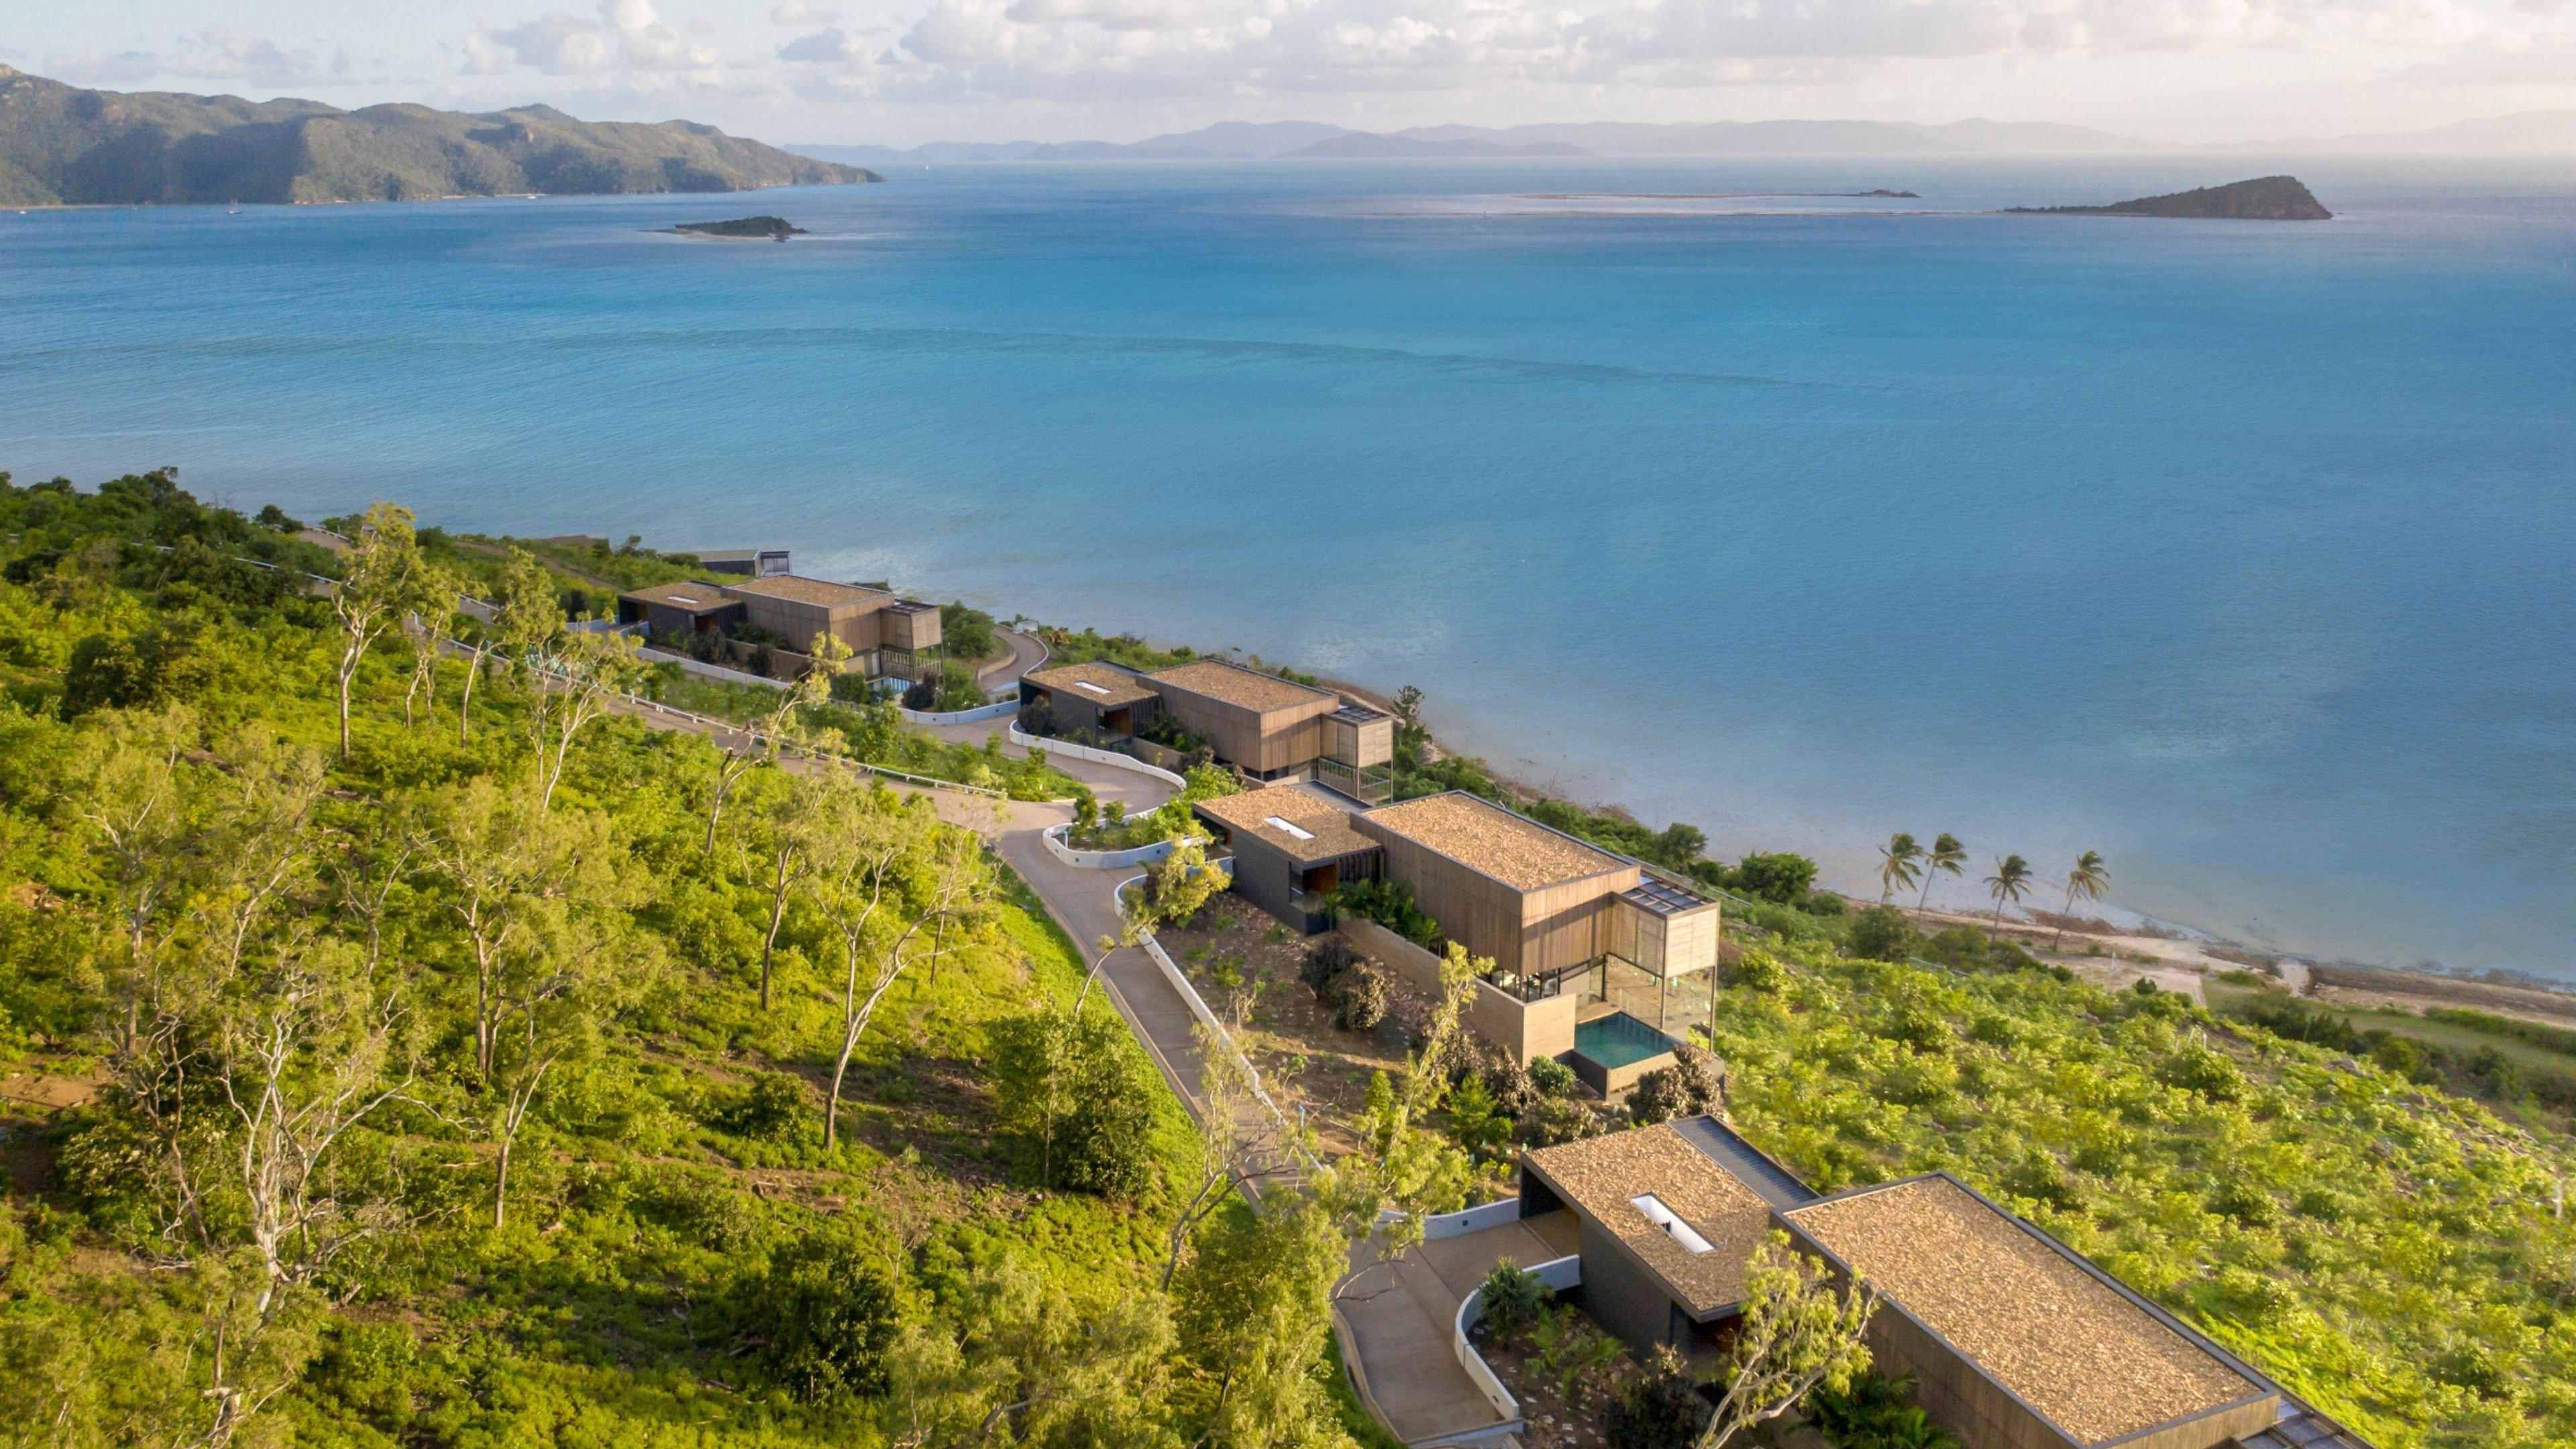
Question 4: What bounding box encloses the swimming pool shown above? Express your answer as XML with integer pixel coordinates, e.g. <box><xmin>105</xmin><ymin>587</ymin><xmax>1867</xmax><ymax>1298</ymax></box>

<box><xmin>1574</xmin><ymin>1012</ymin><xmax>1678</xmax><ymax>1071</ymax></box>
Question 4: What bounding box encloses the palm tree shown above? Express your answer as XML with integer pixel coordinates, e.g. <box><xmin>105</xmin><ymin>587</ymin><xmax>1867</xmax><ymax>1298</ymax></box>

<box><xmin>2055</xmin><ymin>851</ymin><xmax>2110</xmax><ymax>951</ymax></box>
<box><xmin>1984</xmin><ymin>855</ymin><xmax>2034</xmax><ymax>924</ymax></box>
<box><xmin>1878</xmin><ymin>833</ymin><xmax>1923</xmax><ymax>904</ymax></box>
<box><xmin>1917</xmin><ymin>833</ymin><xmax>1966</xmax><ymax>912</ymax></box>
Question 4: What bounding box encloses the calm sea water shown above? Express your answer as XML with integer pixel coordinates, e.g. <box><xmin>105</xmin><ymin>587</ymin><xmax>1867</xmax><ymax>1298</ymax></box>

<box><xmin>5</xmin><ymin>156</ymin><xmax>2573</xmax><ymax>976</ymax></box>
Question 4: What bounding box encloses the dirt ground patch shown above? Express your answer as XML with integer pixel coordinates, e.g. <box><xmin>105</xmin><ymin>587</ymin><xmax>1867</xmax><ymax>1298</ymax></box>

<box><xmin>1158</xmin><ymin>901</ymin><xmax>1444</xmax><ymax>1156</ymax></box>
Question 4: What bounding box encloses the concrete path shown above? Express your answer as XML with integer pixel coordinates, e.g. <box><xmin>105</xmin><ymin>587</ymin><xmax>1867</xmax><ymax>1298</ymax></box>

<box><xmin>977</xmin><ymin>625</ymin><xmax>1049</xmax><ymax>690</ymax></box>
<box><xmin>1335</xmin><ymin>1212</ymin><xmax>1578</xmax><ymax>1446</ymax></box>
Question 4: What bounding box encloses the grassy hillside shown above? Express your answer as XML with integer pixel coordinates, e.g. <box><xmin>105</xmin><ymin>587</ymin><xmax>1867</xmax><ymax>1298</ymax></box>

<box><xmin>1705</xmin><ymin>942</ymin><xmax>2576</xmax><ymax>1446</ymax></box>
<box><xmin>0</xmin><ymin>66</ymin><xmax>881</xmax><ymax>206</ymax></box>
<box><xmin>0</xmin><ymin>472</ymin><xmax>1372</xmax><ymax>1448</ymax></box>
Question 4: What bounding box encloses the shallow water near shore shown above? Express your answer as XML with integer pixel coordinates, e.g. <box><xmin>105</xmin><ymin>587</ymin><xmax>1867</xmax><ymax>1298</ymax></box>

<box><xmin>4</xmin><ymin>154</ymin><xmax>2572</xmax><ymax>977</ymax></box>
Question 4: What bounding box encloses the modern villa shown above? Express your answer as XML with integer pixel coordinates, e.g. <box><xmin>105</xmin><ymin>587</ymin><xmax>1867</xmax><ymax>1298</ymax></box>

<box><xmin>614</xmin><ymin>574</ymin><xmax>946</xmax><ymax>680</ymax></box>
<box><xmin>686</xmin><ymin>547</ymin><xmax>792</xmax><ymax>578</ymax></box>
<box><xmin>1492</xmin><ymin>1115</ymin><xmax>2363</xmax><ymax>1449</ymax></box>
<box><xmin>1016</xmin><ymin>657</ymin><xmax>1395</xmax><ymax>800</ymax></box>
<box><xmin>1193</xmin><ymin>785</ymin><xmax>1721</xmax><ymax>1088</ymax></box>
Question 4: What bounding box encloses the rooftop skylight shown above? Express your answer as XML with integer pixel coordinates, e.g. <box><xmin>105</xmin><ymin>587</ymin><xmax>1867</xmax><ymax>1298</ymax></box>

<box><xmin>1631</xmin><ymin>1193</ymin><xmax>1714</xmax><ymax>1254</ymax></box>
<box><xmin>1073</xmin><ymin>681</ymin><xmax>1112</xmax><ymax>696</ymax></box>
<box><xmin>1265</xmin><ymin>816</ymin><xmax>1316</xmax><ymax>841</ymax></box>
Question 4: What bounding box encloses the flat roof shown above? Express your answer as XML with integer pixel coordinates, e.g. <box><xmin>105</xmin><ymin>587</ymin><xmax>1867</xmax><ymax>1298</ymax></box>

<box><xmin>720</xmin><ymin>575</ymin><xmax>890</xmax><ymax>610</ymax></box>
<box><xmin>687</xmin><ymin>547</ymin><xmax>786</xmax><ymax>563</ymax></box>
<box><xmin>620</xmin><ymin>580</ymin><xmax>739</xmax><ymax>612</ymax></box>
<box><xmin>1148</xmin><ymin>659</ymin><xmax>1338</xmax><ymax>715</ymax></box>
<box><xmin>1621</xmin><ymin>876</ymin><xmax>1719</xmax><ymax>918</ymax></box>
<box><xmin>1195</xmin><ymin>784</ymin><xmax>1376</xmax><ymax>864</ymax></box>
<box><xmin>1332</xmin><ymin>701</ymin><xmax>1389</xmax><ymax>725</ymax></box>
<box><xmin>1784</xmin><ymin>1177</ymin><xmax>2265</xmax><ymax>1444</ymax></box>
<box><xmin>1360</xmin><ymin>792</ymin><xmax>1629</xmax><ymax>893</ymax></box>
<box><xmin>1523</xmin><ymin>1121</ymin><xmax>1776</xmax><ymax>1316</ymax></box>
<box><xmin>1025</xmin><ymin>662</ymin><xmax>1157</xmax><ymax>709</ymax></box>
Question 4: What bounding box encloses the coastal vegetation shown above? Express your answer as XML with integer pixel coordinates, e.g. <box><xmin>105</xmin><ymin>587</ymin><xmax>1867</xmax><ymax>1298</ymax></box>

<box><xmin>0</xmin><ymin>471</ymin><xmax>1491</xmax><ymax>1449</ymax></box>
<box><xmin>1701</xmin><ymin>932</ymin><xmax>2576</xmax><ymax>1446</ymax></box>
<box><xmin>0</xmin><ymin>67</ymin><xmax>881</xmax><ymax>207</ymax></box>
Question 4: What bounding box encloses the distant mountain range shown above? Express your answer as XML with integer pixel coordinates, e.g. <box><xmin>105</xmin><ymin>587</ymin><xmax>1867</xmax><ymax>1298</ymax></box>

<box><xmin>797</xmin><ymin>111</ymin><xmax>2576</xmax><ymax>164</ymax></box>
<box><xmin>0</xmin><ymin>66</ymin><xmax>879</xmax><ymax>207</ymax></box>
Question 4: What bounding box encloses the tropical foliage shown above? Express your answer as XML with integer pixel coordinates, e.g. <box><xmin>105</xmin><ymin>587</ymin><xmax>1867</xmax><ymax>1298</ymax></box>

<box><xmin>0</xmin><ymin>472</ymin><xmax>1391</xmax><ymax>1449</ymax></box>
<box><xmin>1703</xmin><ymin>941</ymin><xmax>2576</xmax><ymax>1446</ymax></box>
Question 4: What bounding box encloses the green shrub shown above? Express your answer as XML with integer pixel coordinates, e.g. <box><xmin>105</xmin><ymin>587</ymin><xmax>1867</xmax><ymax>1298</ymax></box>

<box><xmin>1603</xmin><ymin>1347</ymin><xmax>1705</xmax><ymax>1449</ymax></box>
<box><xmin>2159</xmin><ymin>1042</ymin><xmax>2247</xmax><ymax>1102</ymax></box>
<box><xmin>1849</xmin><ymin>906</ymin><xmax>1917</xmax><ymax>962</ymax></box>
<box><xmin>756</xmin><ymin>1228</ymin><xmax>900</xmax><ymax>1402</ymax></box>
<box><xmin>1527</xmin><ymin>1056</ymin><xmax>1580</xmax><ymax>1098</ymax></box>
<box><xmin>1475</xmin><ymin>1259</ymin><xmax>1553</xmax><ymax>1338</ymax></box>
<box><xmin>1731</xmin><ymin>851</ymin><xmax>1819</xmax><ymax>906</ymax></box>
<box><xmin>1627</xmin><ymin>1047</ymin><xmax>1723</xmax><ymax>1126</ymax></box>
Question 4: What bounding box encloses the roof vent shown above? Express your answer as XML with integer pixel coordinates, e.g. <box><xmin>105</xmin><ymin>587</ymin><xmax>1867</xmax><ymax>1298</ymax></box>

<box><xmin>1631</xmin><ymin>1194</ymin><xmax>1714</xmax><ymax>1254</ymax></box>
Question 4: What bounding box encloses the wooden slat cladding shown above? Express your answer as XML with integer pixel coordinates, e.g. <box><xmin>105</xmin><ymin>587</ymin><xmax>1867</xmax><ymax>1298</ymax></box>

<box><xmin>1150</xmin><ymin>682</ymin><xmax>1338</xmax><ymax>773</ymax></box>
<box><xmin>1354</xmin><ymin>815</ymin><xmax>1639</xmax><ymax>977</ymax></box>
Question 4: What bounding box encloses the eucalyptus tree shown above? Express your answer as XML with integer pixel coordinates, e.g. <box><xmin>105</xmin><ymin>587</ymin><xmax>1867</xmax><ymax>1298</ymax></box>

<box><xmin>329</xmin><ymin>501</ymin><xmax>426</xmax><ymax>759</ymax></box>
<box><xmin>1916</xmin><ymin>833</ymin><xmax>1967</xmax><ymax>912</ymax></box>
<box><xmin>1876</xmin><ymin>833</ymin><xmax>1923</xmax><ymax>904</ymax></box>
<box><xmin>2057</xmin><ymin>850</ymin><xmax>2111</xmax><ymax>951</ymax></box>
<box><xmin>398</xmin><ymin>558</ymin><xmax>464</xmax><ymax>728</ymax></box>
<box><xmin>1693</xmin><ymin>1234</ymin><xmax>1878</xmax><ymax>1449</ymax></box>
<box><xmin>60</xmin><ymin>704</ymin><xmax>213</xmax><ymax>1052</ymax></box>
<box><xmin>806</xmin><ymin>786</ymin><xmax>989</xmax><ymax>1149</ymax></box>
<box><xmin>1984</xmin><ymin>855</ymin><xmax>2036</xmax><ymax>924</ymax></box>
<box><xmin>705</xmin><ymin>630</ymin><xmax>846</xmax><ymax>853</ymax></box>
<box><xmin>423</xmin><ymin>776</ymin><xmax>634</xmax><ymax>1226</ymax></box>
<box><xmin>460</xmin><ymin>548</ymin><xmax>556</xmax><ymax>745</ymax></box>
<box><xmin>742</xmin><ymin>771</ymin><xmax>830</xmax><ymax>1011</ymax></box>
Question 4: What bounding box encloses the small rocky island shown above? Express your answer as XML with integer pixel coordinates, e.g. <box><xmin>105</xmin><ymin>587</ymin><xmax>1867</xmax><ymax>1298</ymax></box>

<box><xmin>2010</xmin><ymin>175</ymin><xmax>2331</xmax><ymax>221</ymax></box>
<box><xmin>668</xmin><ymin>215</ymin><xmax>806</xmax><ymax>241</ymax></box>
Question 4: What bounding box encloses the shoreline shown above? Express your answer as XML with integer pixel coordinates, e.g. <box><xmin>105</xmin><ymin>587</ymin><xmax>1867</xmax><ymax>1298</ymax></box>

<box><xmin>1023</xmin><ymin>622</ymin><xmax>2576</xmax><ymax>1021</ymax></box>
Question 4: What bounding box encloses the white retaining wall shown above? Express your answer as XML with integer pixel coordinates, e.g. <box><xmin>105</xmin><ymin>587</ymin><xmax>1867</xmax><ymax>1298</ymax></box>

<box><xmin>1042</xmin><ymin>824</ymin><xmax>1183</xmax><ymax>870</ymax></box>
<box><xmin>1451</xmin><ymin>1253</ymin><xmax>1582</xmax><ymax>1428</ymax></box>
<box><xmin>1010</xmin><ymin>725</ymin><xmax>1187</xmax><ymax>788</ymax></box>
<box><xmin>1422</xmin><ymin>1198</ymin><xmax>1523</xmax><ymax>1241</ymax></box>
<box><xmin>900</xmin><ymin>698</ymin><xmax>1018</xmax><ymax>727</ymax></box>
<box><xmin>636</xmin><ymin>647</ymin><xmax>788</xmax><ymax>690</ymax></box>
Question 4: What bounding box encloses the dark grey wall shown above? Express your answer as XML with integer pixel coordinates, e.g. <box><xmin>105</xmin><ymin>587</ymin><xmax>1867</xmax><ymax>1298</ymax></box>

<box><xmin>1574</xmin><ymin>1218</ymin><xmax>1682</xmax><ymax>1358</ymax></box>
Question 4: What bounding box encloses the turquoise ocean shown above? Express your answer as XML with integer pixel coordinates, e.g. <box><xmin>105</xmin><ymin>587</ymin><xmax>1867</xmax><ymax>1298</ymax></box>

<box><xmin>4</xmin><ymin>155</ymin><xmax>2571</xmax><ymax>976</ymax></box>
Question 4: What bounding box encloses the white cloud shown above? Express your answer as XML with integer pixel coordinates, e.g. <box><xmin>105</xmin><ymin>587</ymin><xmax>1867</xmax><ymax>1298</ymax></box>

<box><xmin>48</xmin><ymin>28</ymin><xmax>366</xmax><ymax>91</ymax></box>
<box><xmin>779</xmin><ymin>26</ymin><xmax>872</xmax><ymax>61</ymax></box>
<box><xmin>771</xmin><ymin>1</ymin><xmax>848</xmax><ymax>23</ymax></box>
<box><xmin>469</xmin><ymin>0</ymin><xmax>717</xmax><ymax>78</ymax></box>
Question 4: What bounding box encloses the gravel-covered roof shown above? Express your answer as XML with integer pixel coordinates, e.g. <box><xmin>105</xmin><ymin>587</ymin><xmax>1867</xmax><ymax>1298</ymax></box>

<box><xmin>1195</xmin><ymin>784</ymin><xmax>1375</xmax><ymax>864</ymax></box>
<box><xmin>1026</xmin><ymin>662</ymin><xmax>1157</xmax><ymax>708</ymax></box>
<box><xmin>1361</xmin><ymin>792</ymin><xmax>1630</xmax><ymax>892</ymax></box>
<box><xmin>720</xmin><ymin>575</ymin><xmax>890</xmax><ymax>610</ymax></box>
<box><xmin>1523</xmin><ymin>1122</ymin><xmax>1775</xmax><ymax>1316</ymax></box>
<box><xmin>1786</xmin><ymin>1177</ymin><xmax>2263</xmax><ymax>1444</ymax></box>
<box><xmin>620</xmin><ymin>580</ymin><xmax>739</xmax><ymax>611</ymax></box>
<box><xmin>1148</xmin><ymin>659</ymin><xmax>1338</xmax><ymax>714</ymax></box>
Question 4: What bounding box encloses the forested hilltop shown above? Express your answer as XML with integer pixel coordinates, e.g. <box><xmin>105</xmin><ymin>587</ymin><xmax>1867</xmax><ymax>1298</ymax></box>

<box><xmin>0</xmin><ymin>472</ymin><xmax>1431</xmax><ymax>1448</ymax></box>
<box><xmin>0</xmin><ymin>66</ymin><xmax>881</xmax><ymax>206</ymax></box>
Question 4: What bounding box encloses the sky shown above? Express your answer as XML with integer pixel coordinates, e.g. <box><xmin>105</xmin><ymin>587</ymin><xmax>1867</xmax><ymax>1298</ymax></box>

<box><xmin>7</xmin><ymin>0</ymin><xmax>2574</xmax><ymax>147</ymax></box>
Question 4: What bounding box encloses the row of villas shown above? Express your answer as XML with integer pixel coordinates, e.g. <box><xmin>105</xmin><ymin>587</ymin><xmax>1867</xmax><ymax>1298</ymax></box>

<box><xmin>1479</xmin><ymin>1114</ymin><xmax>2359</xmax><ymax>1449</ymax></box>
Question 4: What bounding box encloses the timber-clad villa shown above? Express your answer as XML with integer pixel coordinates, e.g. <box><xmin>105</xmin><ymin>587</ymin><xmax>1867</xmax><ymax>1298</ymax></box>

<box><xmin>614</xmin><ymin>574</ymin><xmax>946</xmax><ymax>682</ymax></box>
<box><xmin>1477</xmin><ymin>1115</ymin><xmax>2365</xmax><ymax>1449</ymax></box>
<box><xmin>1193</xmin><ymin>784</ymin><xmax>1723</xmax><ymax>1093</ymax></box>
<box><xmin>1017</xmin><ymin>657</ymin><xmax>1395</xmax><ymax>800</ymax></box>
